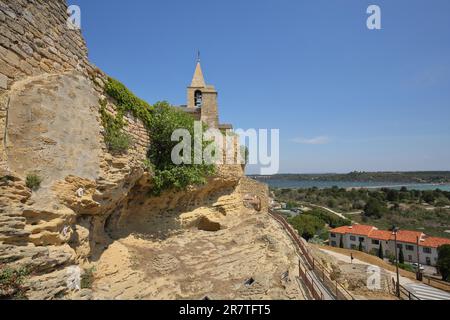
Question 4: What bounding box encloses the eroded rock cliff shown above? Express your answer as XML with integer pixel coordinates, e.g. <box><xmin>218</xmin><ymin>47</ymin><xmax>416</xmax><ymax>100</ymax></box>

<box><xmin>0</xmin><ymin>0</ymin><xmax>305</xmax><ymax>300</ymax></box>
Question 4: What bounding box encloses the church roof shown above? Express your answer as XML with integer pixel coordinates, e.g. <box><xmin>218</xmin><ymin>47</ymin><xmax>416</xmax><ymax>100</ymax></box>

<box><xmin>191</xmin><ymin>62</ymin><xmax>206</xmax><ymax>88</ymax></box>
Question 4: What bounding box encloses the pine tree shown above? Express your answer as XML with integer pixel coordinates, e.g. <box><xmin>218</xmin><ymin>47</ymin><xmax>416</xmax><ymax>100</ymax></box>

<box><xmin>378</xmin><ymin>243</ymin><xmax>384</xmax><ymax>259</ymax></box>
<box><xmin>399</xmin><ymin>247</ymin><xmax>405</xmax><ymax>264</ymax></box>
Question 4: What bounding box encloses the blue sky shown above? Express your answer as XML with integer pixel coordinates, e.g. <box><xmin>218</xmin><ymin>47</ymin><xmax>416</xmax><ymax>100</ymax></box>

<box><xmin>71</xmin><ymin>0</ymin><xmax>450</xmax><ymax>174</ymax></box>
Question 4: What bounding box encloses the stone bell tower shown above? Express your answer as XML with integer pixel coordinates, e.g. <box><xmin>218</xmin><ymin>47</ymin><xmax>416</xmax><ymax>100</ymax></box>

<box><xmin>187</xmin><ymin>56</ymin><xmax>219</xmax><ymax>129</ymax></box>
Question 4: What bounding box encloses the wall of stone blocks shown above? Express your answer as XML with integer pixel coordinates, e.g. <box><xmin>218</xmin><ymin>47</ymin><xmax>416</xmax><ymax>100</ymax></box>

<box><xmin>0</xmin><ymin>0</ymin><xmax>95</xmax><ymax>88</ymax></box>
<box><xmin>0</xmin><ymin>0</ymin><xmax>150</xmax><ymax>171</ymax></box>
<box><xmin>102</xmin><ymin>101</ymin><xmax>150</xmax><ymax>160</ymax></box>
<box><xmin>201</xmin><ymin>92</ymin><xmax>219</xmax><ymax>128</ymax></box>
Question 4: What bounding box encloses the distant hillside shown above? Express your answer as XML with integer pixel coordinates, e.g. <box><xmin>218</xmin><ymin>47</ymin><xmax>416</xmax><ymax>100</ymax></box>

<box><xmin>249</xmin><ymin>172</ymin><xmax>450</xmax><ymax>183</ymax></box>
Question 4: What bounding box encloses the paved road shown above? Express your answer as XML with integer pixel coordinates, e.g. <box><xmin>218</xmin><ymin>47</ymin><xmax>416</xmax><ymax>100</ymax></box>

<box><xmin>403</xmin><ymin>283</ymin><xmax>450</xmax><ymax>300</ymax></box>
<box><xmin>321</xmin><ymin>248</ymin><xmax>450</xmax><ymax>300</ymax></box>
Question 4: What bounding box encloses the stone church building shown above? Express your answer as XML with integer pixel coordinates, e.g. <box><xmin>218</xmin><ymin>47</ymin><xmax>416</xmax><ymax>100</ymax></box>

<box><xmin>177</xmin><ymin>59</ymin><xmax>232</xmax><ymax>131</ymax></box>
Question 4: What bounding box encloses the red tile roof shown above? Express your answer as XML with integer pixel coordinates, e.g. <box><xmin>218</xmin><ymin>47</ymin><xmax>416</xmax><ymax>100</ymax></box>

<box><xmin>330</xmin><ymin>224</ymin><xmax>436</xmax><ymax>245</ymax></box>
<box><xmin>394</xmin><ymin>230</ymin><xmax>424</xmax><ymax>244</ymax></box>
<box><xmin>370</xmin><ymin>230</ymin><xmax>392</xmax><ymax>241</ymax></box>
<box><xmin>330</xmin><ymin>225</ymin><xmax>376</xmax><ymax>237</ymax></box>
<box><xmin>421</xmin><ymin>237</ymin><xmax>450</xmax><ymax>249</ymax></box>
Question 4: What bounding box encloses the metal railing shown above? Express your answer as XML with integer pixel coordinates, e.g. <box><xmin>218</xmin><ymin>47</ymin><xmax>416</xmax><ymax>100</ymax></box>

<box><xmin>423</xmin><ymin>276</ymin><xmax>450</xmax><ymax>292</ymax></box>
<box><xmin>299</xmin><ymin>260</ymin><xmax>324</xmax><ymax>300</ymax></box>
<box><xmin>269</xmin><ymin>210</ymin><xmax>355</xmax><ymax>300</ymax></box>
<box><xmin>392</xmin><ymin>278</ymin><xmax>421</xmax><ymax>300</ymax></box>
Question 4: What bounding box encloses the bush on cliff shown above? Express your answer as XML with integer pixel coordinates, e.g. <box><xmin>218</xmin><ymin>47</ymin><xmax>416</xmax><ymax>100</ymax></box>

<box><xmin>147</xmin><ymin>102</ymin><xmax>216</xmax><ymax>195</ymax></box>
<box><xmin>25</xmin><ymin>173</ymin><xmax>42</xmax><ymax>191</ymax></box>
<box><xmin>103</xmin><ymin>78</ymin><xmax>215</xmax><ymax>195</ymax></box>
<box><xmin>0</xmin><ymin>266</ymin><xmax>30</xmax><ymax>299</ymax></box>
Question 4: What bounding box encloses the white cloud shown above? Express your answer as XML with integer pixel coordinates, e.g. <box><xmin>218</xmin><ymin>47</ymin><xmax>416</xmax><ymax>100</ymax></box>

<box><xmin>291</xmin><ymin>136</ymin><xmax>331</xmax><ymax>145</ymax></box>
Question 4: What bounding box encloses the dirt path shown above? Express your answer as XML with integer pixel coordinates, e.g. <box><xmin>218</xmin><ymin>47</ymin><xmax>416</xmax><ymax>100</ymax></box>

<box><xmin>303</xmin><ymin>203</ymin><xmax>360</xmax><ymax>221</ymax></box>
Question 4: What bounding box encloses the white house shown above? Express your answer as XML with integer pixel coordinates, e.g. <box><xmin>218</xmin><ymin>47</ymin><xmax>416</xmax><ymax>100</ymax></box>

<box><xmin>329</xmin><ymin>224</ymin><xmax>450</xmax><ymax>267</ymax></box>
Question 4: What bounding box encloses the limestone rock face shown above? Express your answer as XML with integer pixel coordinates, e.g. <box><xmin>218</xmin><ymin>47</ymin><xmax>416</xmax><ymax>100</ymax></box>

<box><xmin>197</xmin><ymin>216</ymin><xmax>221</xmax><ymax>232</ymax></box>
<box><xmin>0</xmin><ymin>0</ymin><xmax>304</xmax><ymax>301</ymax></box>
<box><xmin>6</xmin><ymin>72</ymin><xmax>102</xmax><ymax>184</ymax></box>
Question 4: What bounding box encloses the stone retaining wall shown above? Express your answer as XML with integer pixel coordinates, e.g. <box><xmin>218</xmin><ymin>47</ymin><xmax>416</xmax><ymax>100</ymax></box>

<box><xmin>0</xmin><ymin>0</ymin><xmax>150</xmax><ymax>170</ymax></box>
<box><xmin>0</xmin><ymin>0</ymin><xmax>94</xmax><ymax>88</ymax></box>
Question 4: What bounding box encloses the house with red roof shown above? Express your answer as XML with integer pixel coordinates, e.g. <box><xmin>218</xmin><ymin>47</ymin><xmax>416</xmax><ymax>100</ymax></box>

<box><xmin>329</xmin><ymin>224</ymin><xmax>450</xmax><ymax>266</ymax></box>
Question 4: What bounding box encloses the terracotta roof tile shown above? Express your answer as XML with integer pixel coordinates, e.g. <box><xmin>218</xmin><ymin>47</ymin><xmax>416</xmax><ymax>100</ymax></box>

<box><xmin>394</xmin><ymin>230</ymin><xmax>424</xmax><ymax>244</ymax></box>
<box><xmin>330</xmin><ymin>225</ymin><xmax>375</xmax><ymax>237</ymax></box>
<box><xmin>421</xmin><ymin>237</ymin><xmax>450</xmax><ymax>249</ymax></box>
<box><xmin>331</xmin><ymin>224</ymin><xmax>450</xmax><ymax>248</ymax></box>
<box><xmin>370</xmin><ymin>230</ymin><xmax>392</xmax><ymax>241</ymax></box>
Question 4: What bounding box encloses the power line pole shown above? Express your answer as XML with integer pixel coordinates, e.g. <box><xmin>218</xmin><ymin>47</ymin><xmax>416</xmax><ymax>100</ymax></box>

<box><xmin>416</xmin><ymin>236</ymin><xmax>423</xmax><ymax>281</ymax></box>
<box><xmin>393</xmin><ymin>226</ymin><xmax>400</xmax><ymax>298</ymax></box>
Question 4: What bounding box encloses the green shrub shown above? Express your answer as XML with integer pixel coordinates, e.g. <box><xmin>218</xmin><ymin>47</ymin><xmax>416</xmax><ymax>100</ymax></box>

<box><xmin>437</xmin><ymin>244</ymin><xmax>450</xmax><ymax>281</ymax></box>
<box><xmin>103</xmin><ymin>79</ymin><xmax>216</xmax><ymax>195</ymax></box>
<box><xmin>105</xmin><ymin>77</ymin><xmax>152</xmax><ymax>125</ymax></box>
<box><xmin>143</xmin><ymin>158</ymin><xmax>153</xmax><ymax>172</ymax></box>
<box><xmin>288</xmin><ymin>214</ymin><xmax>325</xmax><ymax>241</ymax></box>
<box><xmin>399</xmin><ymin>247</ymin><xmax>405</xmax><ymax>264</ymax></box>
<box><xmin>306</xmin><ymin>208</ymin><xmax>351</xmax><ymax>228</ymax></box>
<box><xmin>398</xmin><ymin>263</ymin><xmax>414</xmax><ymax>272</ymax></box>
<box><xmin>104</xmin><ymin>128</ymin><xmax>133</xmax><ymax>153</ymax></box>
<box><xmin>147</xmin><ymin>102</ymin><xmax>216</xmax><ymax>195</ymax></box>
<box><xmin>364</xmin><ymin>198</ymin><xmax>387</xmax><ymax>219</ymax></box>
<box><xmin>0</xmin><ymin>266</ymin><xmax>30</xmax><ymax>299</ymax></box>
<box><xmin>81</xmin><ymin>267</ymin><xmax>96</xmax><ymax>289</ymax></box>
<box><xmin>99</xmin><ymin>98</ymin><xmax>133</xmax><ymax>154</ymax></box>
<box><xmin>25</xmin><ymin>173</ymin><xmax>42</xmax><ymax>191</ymax></box>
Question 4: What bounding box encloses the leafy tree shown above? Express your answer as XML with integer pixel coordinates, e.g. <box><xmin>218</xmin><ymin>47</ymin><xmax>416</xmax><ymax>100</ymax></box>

<box><xmin>307</xmin><ymin>208</ymin><xmax>350</xmax><ymax>228</ymax></box>
<box><xmin>398</xmin><ymin>247</ymin><xmax>405</xmax><ymax>264</ymax></box>
<box><xmin>288</xmin><ymin>215</ymin><xmax>325</xmax><ymax>241</ymax></box>
<box><xmin>422</xmin><ymin>191</ymin><xmax>436</xmax><ymax>204</ymax></box>
<box><xmin>364</xmin><ymin>198</ymin><xmax>386</xmax><ymax>219</ymax></box>
<box><xmin>437</xmin><ymin>244</ymin><xmax>450</xmax><ymax>281</ymax></box>
<box><xmin>386</xmin><ymin>189</ymin><xmax>399</xmax><ymax>202</ymax></box>
<box><xmin>285</xmin><ymin>201</ymin><xmax>297</xmax><ymax>210</ymax></box>
<box><xmin>378</xmin><ymin>242</ymin><xmax>384</xmax><ymax>260</ymax></box>
<box><xmin>318</xmin><ymin>229</ymin><xmax>330</xmax><ymax>241</ymax></box>
<box><xmin>104</xmin><ymin>78</ymin><xmax>216</xmax><ymax>195</ymax></box>
<box><xmin>327</xmin><ymin>198</ymin><xmax>337</xmax><ymax>208</ymax></box>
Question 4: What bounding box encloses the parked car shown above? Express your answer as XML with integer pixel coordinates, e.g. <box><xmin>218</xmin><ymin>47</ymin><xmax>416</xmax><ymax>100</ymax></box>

<box><xmin>411</xmin><ymin>263</ymin><xmax>425</xmax><ymax>271</ymax></box>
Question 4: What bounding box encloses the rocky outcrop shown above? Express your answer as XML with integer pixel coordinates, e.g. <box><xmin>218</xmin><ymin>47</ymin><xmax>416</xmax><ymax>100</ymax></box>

<box><xmin>0</xmin><ymin>0</ymin><xmax>304</xmax><ymax>300</ymax></box>
<box><xmin>197</xmin><ymin>217</ymin><xmax>221</xmax><ymax>232</ymax></box>
<box><xmin>92</xmin><ymin>204</ymin><xmax>305</xmax><ymax>300</ymax></box>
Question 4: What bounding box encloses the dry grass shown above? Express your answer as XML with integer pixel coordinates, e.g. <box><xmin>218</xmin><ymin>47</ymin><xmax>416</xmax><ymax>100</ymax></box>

<box><xmin>315</xmin><ymin>245</ymin><xmax>450</xmax><ymax>292</ymax></box>
<box><xmin>315</xmin><ymin>245</ymin><xmax>417</xmax><ymax>280</ymax></box>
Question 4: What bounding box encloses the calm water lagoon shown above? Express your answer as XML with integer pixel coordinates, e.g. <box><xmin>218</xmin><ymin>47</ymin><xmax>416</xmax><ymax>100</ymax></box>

<box><xmin>253</xmin><ymin>179</ymin><xmax>450</xmax><ymax>191</ymax></box>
